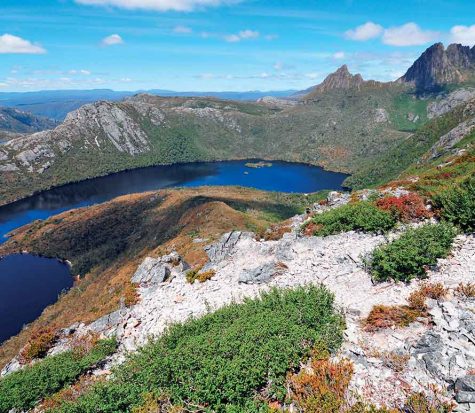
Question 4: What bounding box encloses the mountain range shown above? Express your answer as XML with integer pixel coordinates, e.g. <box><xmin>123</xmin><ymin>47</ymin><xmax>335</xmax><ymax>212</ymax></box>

<box><xmin>1</xmin><ymin>42</ymin><xmax>475</xmax><ymax>206</ymax></box>
<box><xmin>0</xmin><ymin>89</ymin><xmax>297</xmax><ymax>121</ymax></box>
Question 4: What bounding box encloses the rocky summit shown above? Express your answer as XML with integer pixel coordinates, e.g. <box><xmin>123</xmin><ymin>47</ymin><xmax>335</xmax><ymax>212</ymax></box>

<box><xmin>399</xmin><ymin>43</ymin><xmax>475</xmax><ymax>92</ymax></box>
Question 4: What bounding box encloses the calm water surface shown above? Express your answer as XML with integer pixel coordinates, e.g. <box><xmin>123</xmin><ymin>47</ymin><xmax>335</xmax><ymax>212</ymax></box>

<box><xmin>0</xmin><ymin>254</ymin><xmax>72</xmax><ymax>343</ymax></box>
<box><xmin>0</xmin><ymin>160</ymin><xmax>348</xmax><ymax>343</ymax></box>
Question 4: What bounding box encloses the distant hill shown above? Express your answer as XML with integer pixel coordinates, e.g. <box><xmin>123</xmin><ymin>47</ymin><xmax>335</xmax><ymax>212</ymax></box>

<box><xmin>0</xmin><ymin>107</ymin><xmax>58</xmax><ymax>134</ymax></box>
<box><xmin>0</xmin><ymin>89</ymin><xmax>297</xmax><ymax>121</ymax></box>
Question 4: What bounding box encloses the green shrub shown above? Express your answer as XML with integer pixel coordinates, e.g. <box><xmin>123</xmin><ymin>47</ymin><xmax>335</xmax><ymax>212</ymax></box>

<box><xmin>306</xmin><ymin>202</ymin><xmax>397</xmax><ymax>236</ymax></box>
<box><xmin>368</xmin><ymin>223</ymin><xmax>457</xmax><ymax>282</ymax></box>
<box><xmin>435</xmin><ymin>175</ymin><xmax>475</xmax><ymax>233</ymax></box>
<box><xmin>0</xmin><ymin>338</ymin><xmax>117</xmax><ymax>412</ymax></box>
<box><xmin>53</xmin><ymin>286</ymin><xmax>344</xmax><ymax>413</ymax></box>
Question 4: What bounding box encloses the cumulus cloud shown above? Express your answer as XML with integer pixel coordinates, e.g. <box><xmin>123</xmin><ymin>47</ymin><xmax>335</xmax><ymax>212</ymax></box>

<box><xmin>382</xmin><ymin>23</ymin><xmax>439</xmax><ymax>46</ymax></box>
<box><xmin>76</xmin><ymin>0</ymin><xmax>236</xmax><ymax>12</ymax></box>
<box><xmin>0</xmin><ymin>34</ymin><xmax>46</xmax><ymax>54</ymax></box>
<box><xmin>102</xmin><ymin>34</ymin><xmax>124</xmax><ymax>46</ymax></box>
<box><xmin>333</xmin><ymin>51</ymin><xmax>345</xmax><ymax>59</ymax></box>
<box><xmin>345</xmin><ymin>22</ymin><xmax>383</xmax><ymax>41</ymax></box>
<box><xmin>450</xmin><ymin>25</ymin><xmax>475</xmax><ymax>46</ymax></box>
<box><xmin>224</xmin><ymin>29</ymin><xmax>259</xmax><ymax>42</ymax></box>
<box><xmin>173</xmin><ymin>25</ymin><xmax>192</xmax><ymax>34</ymax></box>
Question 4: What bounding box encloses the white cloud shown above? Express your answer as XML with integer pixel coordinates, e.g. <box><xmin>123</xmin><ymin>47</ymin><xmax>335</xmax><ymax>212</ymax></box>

<box><xmin>68</xmin><ymin>69</ymin><xmax>92</xmax><ymax>75</ymax></box>
<box><xmin>238</xmin><ymin>29</ymin><xmax>259</xmax><ymax>39</ymax></box>
<box><xmin>333</xmin><ymin>51</ymin><xmax>345</xmax><ymax>59</ymax></box>
<box><xmin>224</xmin><ymin>29</ymin><xmax>259</xmax><ymax>42</ymax></box>
<box><xmin>173</xmin><ymin>25</ymin><xmax>192</xmax><ymax>34</ymax></box>
<box><xmin>450</xmin><ymin>25</ymin><xmax>475</xmax><ymax>46</ymax></box>
<box><xmin>382</xmin><ymin>23</ymin><xmax>439</xmax><ymax>46</ymax></box>
<box><xmin>345</xmin><ymin>22</ymin><xmax>383</xmax><ymax>41</ymax></box>
<box><xmin>305</xmin><ymin>72</ymin><xmax>320</xmax><ymax>79</ymax></box>
<box><xmin>101</xmin><ymin>34</ymin><xmax>124</xmax><ymax>46</ymax></box>
<box><xmin>0</xmin><ymin>34</ymin><xmax>46</xmax><ymax>54</ymax></box>
<box><xmin>273</xmin><ymin>62</ymin><xmax>284</xmax><ymax>71</ymax></box>
<box><xmin>224</xmin><ymin>34</ymin><xmax>241</xmax><ymax>43</ymax></box>
<box><xmin>76</xmin><ymin>0</ymin><xmax>236</xmax><ymax>12</ymax></box>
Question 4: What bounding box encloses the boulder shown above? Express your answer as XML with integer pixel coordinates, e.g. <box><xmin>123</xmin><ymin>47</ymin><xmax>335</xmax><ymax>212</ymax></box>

<box><xmin>456</xmin><ymin>376</ymin><xmax>475</xmax><ymax>403</ymax></box>
<box><xmin>131</xmin><ymin>257</ymin><xmax>171</xmax><ymax>285</ymax></box>
<box><xmin>205</xmin><ymin>232</ymin><xmax>252</xmax><ymax>263</ymax></box>
<box><xmin>239</xmin><ymin>262</ymin><xmax>285</xmax><ymax>284</ymax></box>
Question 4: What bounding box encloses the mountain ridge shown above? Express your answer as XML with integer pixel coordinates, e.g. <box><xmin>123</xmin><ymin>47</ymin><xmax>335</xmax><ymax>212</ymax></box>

<box><xmin>399</xmin><ymin>42</ymin><xmax>475</xmax><ymax>92</ymax></box>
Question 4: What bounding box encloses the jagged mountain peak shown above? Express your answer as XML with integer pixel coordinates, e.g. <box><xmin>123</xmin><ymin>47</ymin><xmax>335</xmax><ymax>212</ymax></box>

<box><xmin>299</xmin><ymin>64</ymin><xmax>381</xmax><ymax>99</ymax></box>
<box><xmin>399</xmin><ymin>42</ymin><xmax>475</xmax><ymax>92</ymax></box>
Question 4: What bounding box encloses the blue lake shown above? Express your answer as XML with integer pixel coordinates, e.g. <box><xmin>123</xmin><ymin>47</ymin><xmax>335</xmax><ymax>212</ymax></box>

<box><xmin>0</xmin><ymin>160</ymin><xmax>347</xmax><ymax>343</ymax></box>
<box><xmin>0</xmin><ymin>254</ymin><xmax>72</xmax><ymax>343</ymax></box>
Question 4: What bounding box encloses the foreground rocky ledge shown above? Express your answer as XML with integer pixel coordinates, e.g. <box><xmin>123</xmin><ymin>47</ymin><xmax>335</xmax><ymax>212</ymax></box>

<box><xmin>3</xmin><ymin>209</ymin><xmax>475</xmax><ymax>410</ymax></box>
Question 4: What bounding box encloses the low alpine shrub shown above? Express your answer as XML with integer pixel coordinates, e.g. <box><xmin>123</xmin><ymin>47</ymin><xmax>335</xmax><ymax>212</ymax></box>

<box><xmin>376</xmin><ymin>193</ymin><xmax>431</xmax><ymax>222</ymax></box>
<box><xmin>434</xmin><ymin>175</ymin><xmax>475</xmax><ymax>233</ymax></box>
<box><xmin>19</xmin><ymin>327</ymin><xmax>58</xmax><ymax>363</ymax></box>
<box><xmin>368</xmin><ymin>223</ymin><xmax>457</xmax><ymax>282</ymax></box>
<box><xmin>52</xmin><ymin>286</ymin><xmax>344</xmax><ymax>412</ymax></box>
<box><xmin>0</xmin><ymin>338</ymin><xmax>117</xmax><ymax>412</ymax></box>
<box><xmin>306</xmin><ymin>202</ymin><xmax>397</xmax><ymax>236</ymax></box>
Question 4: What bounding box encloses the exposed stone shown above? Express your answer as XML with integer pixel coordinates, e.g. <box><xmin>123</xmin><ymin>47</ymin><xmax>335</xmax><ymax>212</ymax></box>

<box><xmin>399</xmin><ymin>43</ymin><xmax>475</xmax><ymax>92</ymax></box>
<box><xmin>238</xmin><ymin>262</ymin><xmax>285</xmax><ymax>284</ymax></box>
<box><xmin>131</xmin><ymin>257</ymin><xmax>171</xmax><ymax>285</ymax></box>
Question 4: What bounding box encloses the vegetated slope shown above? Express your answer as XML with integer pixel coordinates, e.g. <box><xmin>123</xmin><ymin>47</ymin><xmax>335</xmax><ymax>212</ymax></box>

<box><xmin>0</xmin><ymin>186</ymin><xmax>311</xmax><ymax>370</ymax></box>
<box><xmin>345</xmin><ymin>96</ymin><xmax>475</xmax><ymax>188</ymax></box>
<box><xmin>0</xmin><ymin>107</ymin><xmax>58</xmax><ymax>133</ymax></box>
<box><xmin>386</xmin><ymin>114</ymin><xmax>475</xmax><ymax>196</ymax></box>
<box><xmin>0</xmin><ymin>83</ymin><xmax>423</xmax><ymax>205</ymax></box>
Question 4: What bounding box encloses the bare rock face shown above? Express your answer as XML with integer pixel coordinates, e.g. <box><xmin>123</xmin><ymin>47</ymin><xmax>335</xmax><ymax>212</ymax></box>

<box><xmin>428</xmin><ymin>116</ymin><xmax>475</xmax><ymax>159</ymax></box>
<box><xmin>427</xmin><ymin>89</ymin><xmax>475</xmax><ymax>118</ymax></box>
<box><xmin>399</xmin><ymin>43</ymin><xmax>475</xmax><ymax>92</ymax></box>
<box><xmin>0</xmin><ymin>99</ymin><xmax>164</xmax><ymax>175</ymax></box>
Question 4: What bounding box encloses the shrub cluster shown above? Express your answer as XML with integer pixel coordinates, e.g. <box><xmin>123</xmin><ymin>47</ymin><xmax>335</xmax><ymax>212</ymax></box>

<box><xmin>185</xmin><ymin>267</ymin><xmax>215</xmax><ymax>284</ymax></box>
<box><xmin>367</xmin><ymin>223</ymin><xmax>457</xmax><ymax>282</ymax></box>
<box><xmin>364</xmin><ymin>282</ymin><xmax>449</xmax><ymax>332</ymax></box>
<box><xmin>52</xmin><ymin>287</ymin><xmax>344</xmax><ymax>412</ymax></box>
<box><xmin>435</xmin><ymin>175</ymin><xmax>475</xmax><ymax>233</ymax></box>
<box><xmin>306</xmin><ymin>202</ymin><xmax>397</xmax><ymax>237</ymax></box>
<box><xmin>375</xmin><ymin>193</ymin><xmax>431</xmax><ymax>222</ymax></box>
<box><xmin>19</xmin><ymin>327</ymin><xmax>58</xmax><ymax>363</ymax></box>
<box><xmin>0</xmin><ymin>338</ymin><xmax>117</xmax><ymax>412</ymax></box>
<box><xmin>286</xmin><ymin>354</ymin><xmax>451</xmax><ymax>413</ymax></box>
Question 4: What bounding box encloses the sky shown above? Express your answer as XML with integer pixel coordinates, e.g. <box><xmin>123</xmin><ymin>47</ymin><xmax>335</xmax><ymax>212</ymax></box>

<box><xmin>1</xmin><ymin>0</ymin><xmax>475</xmax><ymax>92</ymax></box>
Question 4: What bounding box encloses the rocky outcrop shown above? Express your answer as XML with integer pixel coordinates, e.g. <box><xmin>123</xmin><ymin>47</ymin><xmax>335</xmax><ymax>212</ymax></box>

<box><xmin>399</xmin><ymin>43</ymin><xmax>475</xmax><ymax>92</ymax></box>
<box><xmin>428</xmin><ymin>89</ymin><xmax>475</xmax><ymax>118</ymax></box>
<box><xmin>0</xmin><ymin>99</ymin><xmax>164</xmax><ymax>174</ymax></box>
<box><xmin>131</xmin><ymin>252</ymin><xmax>188</xmax><ymax>285</ymax></box>
<box><xmin>427</xmin><ymin>115</ymin><xmax>475</xmax><ymax>159</ymax></box>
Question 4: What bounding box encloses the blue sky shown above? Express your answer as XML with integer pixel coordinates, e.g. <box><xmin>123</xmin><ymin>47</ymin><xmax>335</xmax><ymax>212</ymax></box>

<box><xmin>1</xmin><ymin>0</ymin><xmax>475</xmax><ymax>92</ymax></box>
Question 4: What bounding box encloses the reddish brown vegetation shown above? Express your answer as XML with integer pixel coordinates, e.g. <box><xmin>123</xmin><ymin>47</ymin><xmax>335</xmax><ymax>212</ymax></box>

<box><xmin>376</xmin><ymin>193</ymin><xmax>431</xmax><ymax>222</ymax></box>
<box><xmin>18</xmin><ymin>327</ymin><xmax>58</xmax><ymax>363</ymax></box>
<box><xmin>365</xmin><ymin>283</ymin><xmax>448</xmax><ymax>332</ymax></box>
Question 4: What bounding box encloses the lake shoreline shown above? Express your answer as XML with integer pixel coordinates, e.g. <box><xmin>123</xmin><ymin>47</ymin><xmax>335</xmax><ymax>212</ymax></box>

<box><xmin>0</xmin><ymin>157</ymin><xmax>352</xmax><ymax>209</ymax></box>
